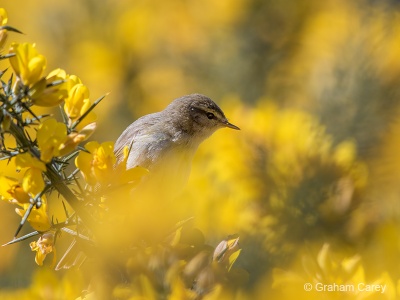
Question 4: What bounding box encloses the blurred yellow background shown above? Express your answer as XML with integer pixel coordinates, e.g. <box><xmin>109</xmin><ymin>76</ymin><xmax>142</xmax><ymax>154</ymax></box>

<box><xmin>1</xmin><ymin>0</ymin><xmax>400</xmax><ymax>299</ymax></box>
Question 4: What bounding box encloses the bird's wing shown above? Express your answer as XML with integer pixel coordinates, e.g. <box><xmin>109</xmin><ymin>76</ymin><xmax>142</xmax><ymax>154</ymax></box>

<box><xmin>114</xmin><ymin>113</ymin><xmax>163</xmax><ymax>167</ymax></box>
<box><xmin>114</xmin><ymin>124</ymin><xmax>135</xmax><ymax>166</ymax></box>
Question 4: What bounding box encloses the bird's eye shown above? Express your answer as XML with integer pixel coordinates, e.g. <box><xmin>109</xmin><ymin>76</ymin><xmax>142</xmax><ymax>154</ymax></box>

<box><xmin>206</xmin><ymin>112</ymin><xmax>215</xmax><ymax>119</ymax></box>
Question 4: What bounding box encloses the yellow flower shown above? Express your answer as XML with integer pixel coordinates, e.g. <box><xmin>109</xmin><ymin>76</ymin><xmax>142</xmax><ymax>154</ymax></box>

<box><xmin>15</xmin><ymin>152</ymin><xmax>46</xmax><ymax>196</ymax></box>
<box><xmin>75</xmin><ymin>141</ymin><xmax>116</xmax><ymax>185</ymax></box>
<box><xmin>0</xmin><ymin>175</ymin><xmax>30</xmax><ymax>204</ymax></box>
<box><xmin>64</xmin><ymin>75</ymin><xmax>91</xmax><ymax>120</ymax></box>
<box><xmin>23</xmin><ymin>168</ymin><xmax>45</xmax><ymax>196</ymax></box>
<box><xmin>30</xmin><ymin>68</ymin><xmax>70</xmax><ymax>107</ymax></box>
<box><xmin>0</xmin><ymin>8</ymin><xmax>8</xmax><ymax>50</ymax></box>
<box><xmin>75</xmin><ymin>141</ymin><xmax>148</xmax><ymax>186</ymax></box>
<box><xmin>30</xmin><ymin>231</ymin><xmax>56</xmax><ymax>266</ymax></box>
<box><xmin>58</xmin><ymin>122</ymin><xmax>97</xmax><ymax>155</ymax></box>
<box><xmin>63</xmin><ymin>75</ymin><xmax>97</xmax><ymax>129</ymax></box>
<box><xmin>9</xmin><ymin>42</ymin><xmax>46</xmax><ymax>87</ymax></box>
<box><xmin>37</xmin><ymin>118</ymin><xmax>68</xmax><ymax>163</ymax></box>
<box><xmin>37</xmin><ymin>118</ymin><xmax>96</xmax><ymax>162</ymax></box>
<box><xmin>16</xmin><ymin>195</ymin><xmax>51</xmax><ymax>232</ymax></box>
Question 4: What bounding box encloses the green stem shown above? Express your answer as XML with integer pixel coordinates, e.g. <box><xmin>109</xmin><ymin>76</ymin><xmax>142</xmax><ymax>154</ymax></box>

<box><xmin>45</xmin><ymin>165</ymin><xmax>96</xmax><ymax>228</ymax></box>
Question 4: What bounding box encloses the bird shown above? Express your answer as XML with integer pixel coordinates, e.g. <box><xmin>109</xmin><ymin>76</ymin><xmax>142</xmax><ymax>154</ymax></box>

<box><xmin>113</xmin><ymin>93</ymin><xmax>240</xmax><ymax>197</ymax></box>
<box><xmin>56</xmin><ymin>93</ymin><xmax>239</xmax><ymax>270</ymax></box>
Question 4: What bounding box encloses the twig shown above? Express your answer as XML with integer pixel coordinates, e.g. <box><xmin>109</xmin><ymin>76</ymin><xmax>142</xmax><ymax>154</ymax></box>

<box><xmin>71</xmin><ymin>94</ymin><xmax>106</xmax><ymax>130</ymax></box>
<box><xmin>2</xmin><ymin>231</ymin><xmax>40</xmax><ymax>246</ymax></box>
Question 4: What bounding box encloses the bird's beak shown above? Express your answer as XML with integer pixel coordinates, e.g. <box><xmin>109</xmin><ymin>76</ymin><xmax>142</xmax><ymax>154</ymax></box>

<box><xmin>224</xmin><ymin>121</ymin><xmax>240</xmax><ymax>130</ymax></box>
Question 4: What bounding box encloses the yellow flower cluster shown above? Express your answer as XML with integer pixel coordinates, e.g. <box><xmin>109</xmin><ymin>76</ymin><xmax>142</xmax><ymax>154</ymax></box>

<box><xmin>75</xmin><ymin>141</ymin><xmax>115</xmax><ymax>186</ymax></box>
<box><xmin>0</xmin><ymin>153</ymin><xmax>51</xmax><ymax>231</ymax></box>
<box><xmin>37</xmin><ymin>118</ymin><xmax>96</xmax><ymax>163</ymax></box>
<box><xmin>30</xmin><ymin>68</ymin><xmax>69</xmax><ymax>107</ymax></box>
<box><xmin>0</xmin><ymin>174</ymin><xmax>51</xmax><ymax>232</ymax></box>
<box><xmin>1</xmin><ymin>39</ymin><xmax>97</xmax><ymax>197</ymax></box>
<box><xmin>8</xmin><ymin>42</ymin><xmax>98</xmax><ymax>127</ymax></box>
<box><xmin>2</xmin><ymin>1</ymin><xmax>400</xmax><ymax>299</ymax></box>
<box><xmin>75</xmin><ymin>141</ymin><xmax>148</xmax><ymax>187</ymax></box>
<box><xmin>0</xmin><ymin>10</ymin><xmax>153</xmax><ymax>280</ymax></box>
<box><xmin>185</xmin><ymin>100</ymin><xmax>367</xmax><ymax>238</ymax></box>
<box><xmin>0</xmin><ymin>9</ymin><xmax>103</xmax><ymax>252</ymax></box>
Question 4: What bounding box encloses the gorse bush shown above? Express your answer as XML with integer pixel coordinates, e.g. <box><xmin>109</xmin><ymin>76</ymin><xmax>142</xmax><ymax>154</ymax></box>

<box><xmin>2</xmin><ymin>1</ymin><xmax>400</xmax><ymax>299</ymax></box>
<box><xmin>0</xmin><ymin>9</ymin><xmax>243</xmax><ymax>299</ymax></box>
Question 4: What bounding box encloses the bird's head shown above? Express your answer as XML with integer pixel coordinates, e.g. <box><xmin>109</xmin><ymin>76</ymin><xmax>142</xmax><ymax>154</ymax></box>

<box><xmin>165</xmin><ymin>94</ymin><xmax>240</xmax><ymax>141</ymax></box>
